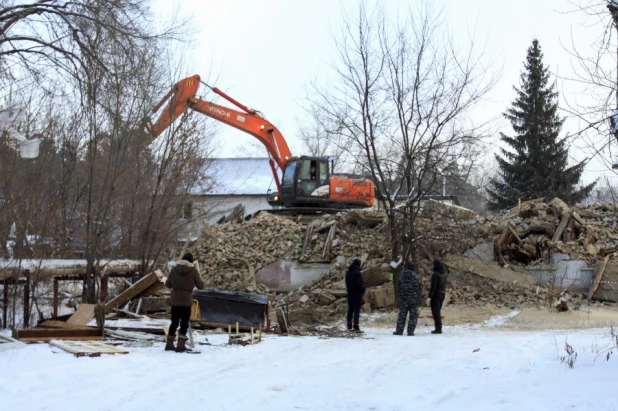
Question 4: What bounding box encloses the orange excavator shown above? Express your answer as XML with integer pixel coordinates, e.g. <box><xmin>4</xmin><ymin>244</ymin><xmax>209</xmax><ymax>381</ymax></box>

<box><xmin>143</xmin><ymin>74</ymin><xmax>374</xmax><ymax>209</ymax></box>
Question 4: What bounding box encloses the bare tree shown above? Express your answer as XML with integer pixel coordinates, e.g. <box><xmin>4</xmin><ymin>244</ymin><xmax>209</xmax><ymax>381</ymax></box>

<box><xmin>305</xmin><ymin>2</ymin><xmax>495</xmax><ymax>262</ymax></box>
<box><xmin>562</xmin><ymin>1</ymin><xmax>618</xmax><ymax>169</ymax></box>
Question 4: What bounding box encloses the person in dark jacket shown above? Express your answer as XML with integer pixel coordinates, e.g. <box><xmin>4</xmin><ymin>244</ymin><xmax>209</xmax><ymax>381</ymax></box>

<box><xmin>165</xmin><ymin>252</ymin><xmax>204</xmax><ymax>352</ymax></box>
<box><xmin>393</xmin><ymin>261</ymin><xmax>422</xmax><ymax>336</ymax></box>
<box><xmin>345</xmin><ymin>258</ymin><xmax>366</xmax><ymax>332</ymax></box>
<box><xmin>429</xmin><ymin>259</ymin><xmax>447</xmax><ymax>334</ymax></box>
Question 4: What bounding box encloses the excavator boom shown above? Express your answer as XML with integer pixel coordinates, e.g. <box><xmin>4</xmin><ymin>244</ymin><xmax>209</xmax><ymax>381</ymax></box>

<box><xmin>146</xmin><ymin>75</ymin><xmax>292</xmax><ymax>170</ymax></box>
<box><xmin>145</xmin><ymin>75</ymin><xmax>375</xmax><ymax>209</ymax></box>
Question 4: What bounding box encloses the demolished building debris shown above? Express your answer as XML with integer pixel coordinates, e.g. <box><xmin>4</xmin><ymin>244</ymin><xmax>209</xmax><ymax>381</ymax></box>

<box><xmin>4</xmin><ymin>196</ymin><xmax>618</xmax><ymax>348</ymax></box>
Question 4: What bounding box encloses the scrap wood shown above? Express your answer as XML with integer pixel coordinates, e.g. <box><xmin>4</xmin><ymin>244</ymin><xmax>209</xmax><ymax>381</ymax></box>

<box><xmin>228</xmin><ymin>322</ymin><xmax>262</xmax><ymax>346</ymax></box>
<box><xmin>111</xmin><ymin>308</ymin><xmax>143</xmax><ymax>319</ymax></box>
<box><xmin>552</xmin><ymin>214</ymin><xmax>572</xmax><ymax>242</ymax></box>
<box><xmin>38</xmin><ymin>320</ymin><xmax>85</xmax><ymax>329</ymax></box>
<box><xmin>105</xmin><ymin>270</ymin><xmax>164</xmax><ymax>311</ymax></box>
<box><xmin>13</xmin><ymin>327</ymin><xmax>103</xmax><ymax>342</ymax></box>
<box><xmin>276</xmin><ymin>308</ymin><xmax>289</xmax><ymax>334</ymax></box>
<box><xmin>66</xmin><ymin>303</ymin><xmax>95</xmax><ymax>326</ymax></box>
<box><xmin>105</xmin><ymin>325</ymin><xmax>166</xmax><ymax>335</ymax></box>
<box><xmin>49</xmin><ymin>340</ymin><xmax>129</xmax><ymax>357</ymax></box>
<box><xmin>106</xmin><ymin>329</ymin><xmax>160</xmax><ymax>341</ymax></box>
<box><xmin>588</xmin><ymin>255</ymin><xmax>611</xmax><ymax>302</ymax></box>
<box><xmin>198</xmin><ymin>321</ymin><xmax>257</xmax><ymax>332</ymax></box>
<box><xmin>190</xmin><ymin>299</ymin><xmax>201</xmax><ymax>321</ymax></box>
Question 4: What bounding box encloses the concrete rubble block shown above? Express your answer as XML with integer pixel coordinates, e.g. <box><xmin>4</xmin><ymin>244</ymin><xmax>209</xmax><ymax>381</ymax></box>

<box><xmin>318</xmin><ymin>291</ymin><xmax>337</xmax><ymax>305</ymax></box>
<box><xmin>464</xmin><ymin>242</ymin><xmax>495</xmax><ymax>264</ymax></box>
<box><xmin>367</xmin><ymin>286</ymin><xmax>395</xmax><ymax>309</ymax></box>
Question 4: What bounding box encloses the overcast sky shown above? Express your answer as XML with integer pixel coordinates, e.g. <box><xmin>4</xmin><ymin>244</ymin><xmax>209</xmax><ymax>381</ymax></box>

<box><xmin>153</xmin><ymin>0</ymin><xmax>616</xmax><ymax>187</ymax></box>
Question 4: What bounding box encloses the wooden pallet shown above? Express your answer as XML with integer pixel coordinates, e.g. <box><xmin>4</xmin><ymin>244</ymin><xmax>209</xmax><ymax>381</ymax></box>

<box><xmin>49</xmin><ymin>340</ymin><xmax>129</xmax><ymax>357</ymax></box>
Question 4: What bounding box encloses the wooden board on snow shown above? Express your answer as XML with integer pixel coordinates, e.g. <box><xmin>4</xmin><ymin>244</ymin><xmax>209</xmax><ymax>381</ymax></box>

<box><xmin>49</xmin><ymin>340</ymin><xmax>129</xmax><ymax>357</ymax></box>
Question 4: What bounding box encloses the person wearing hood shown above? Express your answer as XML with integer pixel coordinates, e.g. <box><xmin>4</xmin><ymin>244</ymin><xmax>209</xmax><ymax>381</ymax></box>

<box><xmin>428</xmin><ymin>259</ymin><xmax>447</xmax><ymax>334</ymax></box>
<box><xmin>345</xmin><ymin>258</ymin><xmax>366</xmax><ymax>332</ymax></box>
<box><xmin>165</xmin><ymin>252</ymin><xmax>204</xmax><ymax>352</ymax></box>
<box><xmin>393</xmin><ymin>261</ymin><xmax>422</xmax><ymax>336</ymax></box>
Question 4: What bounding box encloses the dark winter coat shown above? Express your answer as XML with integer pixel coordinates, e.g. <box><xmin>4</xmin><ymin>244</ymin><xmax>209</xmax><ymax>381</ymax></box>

<box><xmin>165</xmin><ymin>259</ymin><xmax>204</xmax><ymax>307</ymax></box>
<box><xmin>398</xmin><ymin>269</ymin><xmax>422</xmax><ymax>304</ymax></box>
<box><xmin>345</xmin><ymin>259</ymin><xmax>366</xmax><ymax>301</ymax></box>
<box><xmin>429</xmin><ymin>261</ymin><xmax>447</xmax><ymax>299</ymax></box>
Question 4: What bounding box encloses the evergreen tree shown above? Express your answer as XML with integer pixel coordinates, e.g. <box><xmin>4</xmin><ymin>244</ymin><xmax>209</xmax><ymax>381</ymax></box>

<box><xmin>488</xmin><ymin>39</ymin><xmax>595</xmax><ymax>211</ymax></box>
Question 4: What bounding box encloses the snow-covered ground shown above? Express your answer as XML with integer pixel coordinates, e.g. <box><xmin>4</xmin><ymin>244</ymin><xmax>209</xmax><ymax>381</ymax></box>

<box><xmin>2</xmin><ymin>315</ymin><xmax>617</xmax><ymax>411</ymax></box>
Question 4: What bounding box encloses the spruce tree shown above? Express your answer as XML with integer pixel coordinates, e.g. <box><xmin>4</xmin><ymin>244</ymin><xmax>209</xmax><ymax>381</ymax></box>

<box><xmin>488</xmin><ymin>40</ymin><xmax>595</xmax><ymax>211</ymax></box>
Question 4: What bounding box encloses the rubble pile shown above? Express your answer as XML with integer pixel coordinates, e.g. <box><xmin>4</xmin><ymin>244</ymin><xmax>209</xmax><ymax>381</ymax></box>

<box><xmin>197</xmin><ymin>212</ymin><xmax>303</xmax><ymax>291</ymax></box>
<box><xmin>179</xmin><ymin>197</ymin><xmax>613</xmax><ymax>326</ymax></box>
<box><xmin>194</xmin><ymin>211</ymin><xmax>394</xmax><ymax>293</ymax></box>
<box><xmin>480</xmin><ymin>198</ymin><xmax>618</xmax><ymax>266</ymax></box>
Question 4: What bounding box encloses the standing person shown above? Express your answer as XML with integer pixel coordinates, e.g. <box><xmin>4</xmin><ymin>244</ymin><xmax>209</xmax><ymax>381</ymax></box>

<box><xmin>429</xmin><ymin>259</ymin><xmax>447</xmax><ymax>334</ymax></box>
<box><xmin>345</xmin><ymin>258</ymin><xmax>366</xmax><ymax>333</ymax></box>
<box><xmin>165</xmin><ymin>252</ymin><xmax>204</xmax><ymax>352</ymax></box>
<box><xmin>393</xmin><ymin>261</ymin><xmax>422</xmax><ymax>336</ymax></box>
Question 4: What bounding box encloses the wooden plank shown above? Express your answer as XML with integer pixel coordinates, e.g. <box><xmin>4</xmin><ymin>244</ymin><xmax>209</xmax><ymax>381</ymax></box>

<box><xmin>105</xmin><ymin>270</ymin><xmax>164</xmax><ymax>311</ymax></box>
<box><xmin>49</xmin><ymin>340</ymin><xmax>128</xmax><ymax>357</ymax></box>
<box><xmin>134</xmin><ymin>281</ymin><xmax>165</xmax><ymax>299</ymax></box>
<box><xmin>190</xmin><ymin>299</ymin><xmax>201</xmax><ymax>321</ymax></box>
<box><xmin>588</xmin><ymin>255</ymin><xmax>611</xmax><ymax>302</ymax></box>
<box><xmin>301</xmin><ymin>223</ymin><xmax>314</xmax><ymax>256</ymax></box>
<box><xmin>574</xmin><ymin>209</ymin><xmax>604</xmax><ymax>219</ymax></box>
<box><xmin>497</xmin><ymin>225</ymin><xmax>511</xmax><ymax>249</ymax></box>
<box><xmin>568</xmin><ymin>210</ymin><xmax>586</xmax><ymax>226</ymax></box>
<box><xmin>275</xmin><ymin>308</ymin><xmax>289</xmax><ymax>334</ymax></box>
<box><xmin>13</xmin><ymin>327</ymin><xmax>103</xmax><ymax>342</ymax></box>
<box><xmin>508</xmin><ymin>225</ymin><xmax>522</xmax><ymax>244</ymax></box>
<box><xmin>552</xmin><ymin>214</ymin><xmax>572</xmax><ymax>242</ymax></box>
<box><xmin>18</xmin><ymin>336</ymin><xmax>104</xmax><ymax>343</ymax></box>
<box><xmin>38</xmin><ymin>320</ymin><xmax>85</xmax><ymax>329</ymax></box>
<box><xmin>66</xmin><ymin>304</ymin><xmax>95</xmax><ymax>326</ymax></box>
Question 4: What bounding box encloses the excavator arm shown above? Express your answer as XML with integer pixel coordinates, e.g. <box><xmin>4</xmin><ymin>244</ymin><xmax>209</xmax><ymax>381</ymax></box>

<box><xmin>144</xmin><ymin>74</ymin><xmax>293</xmax><ymax>194</ymax></box>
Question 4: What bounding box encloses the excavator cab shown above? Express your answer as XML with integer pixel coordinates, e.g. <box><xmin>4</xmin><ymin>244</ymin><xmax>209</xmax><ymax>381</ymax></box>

<box><xmin>275</xmin><ymin>157</ymin><xmax>331</xmax><ymax>207</ymax></box>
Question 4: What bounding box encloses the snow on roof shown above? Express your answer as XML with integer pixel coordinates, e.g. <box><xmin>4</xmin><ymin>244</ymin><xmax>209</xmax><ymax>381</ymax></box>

<box><xmin>192</xmin><ymin>158</ymin><xmax>277</xmax><ymax>196</ymax></box>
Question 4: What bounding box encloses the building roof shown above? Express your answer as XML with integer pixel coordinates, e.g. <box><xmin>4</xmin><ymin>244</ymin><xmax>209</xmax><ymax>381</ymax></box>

<box><xmin>193</xmin><ymin>157</ymin><xmax>277</xmax><ymax>196</ymax></box>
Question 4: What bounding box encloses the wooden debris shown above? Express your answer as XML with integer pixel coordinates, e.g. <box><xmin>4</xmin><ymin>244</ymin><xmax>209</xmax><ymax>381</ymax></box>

<box><xmin>228</xmin><ymin>323</ymin><xmax>262</xmax><ymax>346</ymax></box>
<box><xmin>276</xmin><ymin>308</ymin><xmax>289</xmax><ymax>334</ymax></box>
<box><xmin>66</xmin><ymin>304</ymin><xmax>95</xmax><ymax>326</ymax></box>
<box><xmin>190</xmin><ymin>299</ymin><xmax>201</xmax><ymax>321</ymax></box>
<box><xmin>105</xmin><ymin>270</ymin><xmax>164</xmax><ymax>311</ymax></box>
<box><xmin>49</xmin><ymin>340</ymin><xmax>129</xmax><ymax>357</ymax></box>
<box><xmin>589</xmin><ymin>255</ymin><xmax>610</xmax><ymax>302</ymax></box>
<box><xmin>13</xmin><ymin>327</ymin><xmax>103</xmax><ymax>342</ymax></box>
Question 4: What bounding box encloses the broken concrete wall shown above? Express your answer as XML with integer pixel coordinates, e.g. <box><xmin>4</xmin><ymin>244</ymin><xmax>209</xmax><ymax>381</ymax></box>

<box><xmin>255</xmin><ymin>259</ymin><xmax>330</xmax><ymax>291</ymax></box>
<box><xmin>524</xmin><ymin>254</ymin><xmax>593</xmax><ymax>293</ymax></box>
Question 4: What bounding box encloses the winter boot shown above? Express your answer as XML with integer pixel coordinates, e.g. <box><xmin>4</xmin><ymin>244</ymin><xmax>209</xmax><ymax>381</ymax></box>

<box><xmin>175</xmin><ymin>335</ymin><xmax>188</xmax><ymax>352</ymax></box>
<box><xmin>353</xmin><ymin>326</ymin><xmax>363</xmax><ymax>334</ymax></box>
<box><xmin>347</xmin><ymin>322</ymin><xmax>353</xmax><ymax>331</ymax></box>
<box><xmin>407</xmin><ymin>331</ymin><xmax>415</xmax><ymax>336</ymax></box>
<box><xmin>393</xmin><ymin>331</ymin><xmax>403</xmax><ymax>336</ymax></box>
<box><xmin>431</xmin><ymin>329</ymin><xmax>442</xmax><ymax>334</ymax></box>
<box><xmin>165</xmin><ymin>335</ymin><xmax>175</xmax><ymax>351</ymax></box>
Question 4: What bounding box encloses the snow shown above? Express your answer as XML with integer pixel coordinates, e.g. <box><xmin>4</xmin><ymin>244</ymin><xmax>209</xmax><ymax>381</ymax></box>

<box><xmin>2</xmin><ymin>318</ymin><xmax>618</xmax><ymax>410</ymax></box>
